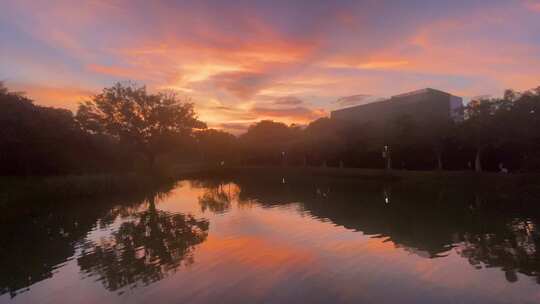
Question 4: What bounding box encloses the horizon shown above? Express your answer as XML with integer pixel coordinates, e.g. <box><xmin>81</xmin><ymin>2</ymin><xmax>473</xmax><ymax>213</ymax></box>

<box><xmin>1</xmin><ymin>0</ymin><xmax>540</xmax><ymax>133</ymax></box>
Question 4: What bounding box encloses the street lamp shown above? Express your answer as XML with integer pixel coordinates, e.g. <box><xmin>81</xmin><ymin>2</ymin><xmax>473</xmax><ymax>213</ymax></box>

<box><xmin>382</xmin><ymin>145</ymin><xmax>392</xmax><ymax>170</ymax></box>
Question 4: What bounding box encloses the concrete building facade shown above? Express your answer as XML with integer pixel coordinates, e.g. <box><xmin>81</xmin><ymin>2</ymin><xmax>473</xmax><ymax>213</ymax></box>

<box><xmin>331</xmin><ymin>88</ymin><xmax>463</xmax><ymax>126</ymax></box>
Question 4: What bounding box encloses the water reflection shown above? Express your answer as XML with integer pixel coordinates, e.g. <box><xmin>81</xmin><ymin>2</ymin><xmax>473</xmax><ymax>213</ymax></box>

<box><xmin>0</xmin><ymin>199</ymin><xmax>107</xmax><ymax>297</ymax></box>
<box><xmin>193</xmin><ymin>173</ymin><xmax>540</xmax><ymax>284</ymax></box>
<box><xmin>0</xmin><ymin>181</ymin><xmax>209</xmax><ymax>297</ymax></box>
<box><xmin>78</xmin><ymin>196</ymin><xmax>209</xmax><ymax>293</ymax></box>
<box><xmin>193</xmin><ymin>180</ymin><xmax>237</xmax><ymax>214</ymax></box>
<box><xmin>458</xmin><ymin>219</ymin><xmax>540</xmax><ymax>284</ymax></box>
<box><xmin>2</xmin><ymin>173</ymin><xmax>540</xmax><ymax>302</ymax></box>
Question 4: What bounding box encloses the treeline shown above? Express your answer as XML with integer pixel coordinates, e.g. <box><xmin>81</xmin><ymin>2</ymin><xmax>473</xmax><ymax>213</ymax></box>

<box><xmin>1</xmin><ymin>82</ymin><xmax>540</xmax><ymax>176</ymax></box>
<box><xmin>0</xmin><ymin>84</ymin><xmax>125</xmax><ymax>175</ymax></box>
<box><xmin>0</xmin><ymin>82</ymin><xmax>206</xmax><ymax>175</ymax></box>
<box><xmin>230</xmin><ymin>87</ymin><xmax>540</xmax><ymax>173</ymax></box>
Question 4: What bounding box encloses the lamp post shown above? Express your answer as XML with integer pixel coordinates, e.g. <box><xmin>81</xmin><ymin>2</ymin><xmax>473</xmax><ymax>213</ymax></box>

<box><xmin>382</xmin><ymin>145</ymin><xmax>392</xmax><ymax>170</ymax></box>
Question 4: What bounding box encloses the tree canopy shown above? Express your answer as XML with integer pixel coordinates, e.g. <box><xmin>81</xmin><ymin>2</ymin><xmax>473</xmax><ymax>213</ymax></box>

<box><xmin>76</xmin><ymin>83</ymin><xmax>206</xmax><ymax>167</ymax></box>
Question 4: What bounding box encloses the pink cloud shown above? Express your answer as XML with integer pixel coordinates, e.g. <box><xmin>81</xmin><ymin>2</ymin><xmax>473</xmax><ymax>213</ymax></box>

<box><xmin>523</xmin><ymin>0</ymin><xmax>540</xmax><ymax>11</ymax></box>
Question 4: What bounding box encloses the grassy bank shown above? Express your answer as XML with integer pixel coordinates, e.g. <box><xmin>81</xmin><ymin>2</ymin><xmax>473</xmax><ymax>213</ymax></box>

<box><xmin>0</xmin><ymin>174</ymin><xmax>167</xmax><ymax>205</ymax></box>
<box><xmin>203</xmin><ymin>166</ymin><xmax>540</xmax><ymax>193</ymax></box>
<box><xmin>0</xmin><ymin>163</ymin><xmax>224</xmax><ymax>205</ymax></box>
<box><xmin>3</xmin><ymin>165</ymin><xmax>539</xmax><ymax>206</ymax></box>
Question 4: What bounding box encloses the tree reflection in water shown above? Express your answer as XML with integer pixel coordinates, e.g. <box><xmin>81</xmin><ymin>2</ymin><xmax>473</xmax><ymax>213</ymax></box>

<box><xmin>3</xmin><ymin>173</ymin><xmax>540</xmax><ymax>299</ymax></box>
<box><xmin>0</xmin><ymin>180</ymin><xmax>210</xmax><ymax>298</ymax></box>
<box><xmin>0</xmin><ymin>201</ymin><xmax>106</xmax><ymax>298</ymax></box>
<box><xmin>196</xmin><ymin>172</ymin><xmax>540</xmax><ymax>285</ymax></box>
<box><xmin>192</xmin><ymin>180</ymin><xmax>239</xmax><ymax>214</ymax></box>
<box><xmin>77</xmin><ymin>196</ymin><xmax>209</xmax><ymax>293</ymax></box>
<box><xmin>457</xmin><ymin>219</ymin><xmax>540</xmax><ymax>284</ymax></box>
<box><xmin>0</xmin><ymin>184</ymin><xmax>176</xmax><ymax>298</ymax></box>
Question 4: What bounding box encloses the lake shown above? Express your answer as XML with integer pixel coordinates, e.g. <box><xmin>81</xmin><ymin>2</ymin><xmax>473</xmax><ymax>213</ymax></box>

<box><xmin>1</xmin><ymin>172</ymin><xmax>540</xmax><ymax>303</ymax></box>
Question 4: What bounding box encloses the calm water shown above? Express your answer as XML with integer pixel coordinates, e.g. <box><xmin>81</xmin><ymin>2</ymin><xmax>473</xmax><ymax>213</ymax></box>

<box><xmin>1</xmin><ymin>173</ymin><xmax>540</xmax><ymax>303</ymax></box>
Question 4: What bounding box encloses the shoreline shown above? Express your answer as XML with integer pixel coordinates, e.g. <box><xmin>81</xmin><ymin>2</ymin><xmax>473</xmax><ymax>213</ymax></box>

<box><xmin>203</xmin><ymin>165</ymin><xmax>540</xmax><ymax>181</ymax></box>
<box><xmin>2</xmin><ymin>165</ymin><xmax>539</xmax><ymax>205</ymax></box>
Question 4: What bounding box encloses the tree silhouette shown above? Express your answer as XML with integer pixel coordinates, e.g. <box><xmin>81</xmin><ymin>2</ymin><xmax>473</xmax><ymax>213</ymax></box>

<box><xmin>0</xmin><ymin>83</ymin><xmax>125</xmax><ymax>175</ymax></box>
<box><xmin>302</xmin><ymin>118</ymin><xmax>347</xmax><ymax>167</ymax></box>
<box><xmin>239</xmin><ymin>120</ymin><xmax>301</xmax><ymax>165</ymax></box>
<box><xmin>5</xmin><ymin>81</ymin><xmax>540</xmax><ymax>174</ymax></box>
<box><xmin>460</xmin><ymin>99</ymin><xmax>503</xmax><ymax>172</ymax></box>
<box><xmin>423</xmin><ymin>119</ymin><xmax>455</xmax><ymax>170</ymax></box>
<box><xmin>195</xmin><ymin>129</ymin><xmax>238</xmax><ymax>165</ymax></box>
<box><xmin>76</xmin><ymin>82</ymin><xmax>206</xmax><ymax>169</ymax></box>
<box><xmin>500</xmin><ymin>88</ymin><xmax>540</xmax><ymax>170</ymax></box>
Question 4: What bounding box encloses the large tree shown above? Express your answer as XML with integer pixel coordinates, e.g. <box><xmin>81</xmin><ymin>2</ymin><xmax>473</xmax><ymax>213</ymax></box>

<box><xmin>460</xmin><ymin>98</ymin><xmax>502</xmax><ymax>172</ymax></box>
<box><xmin>239</xmin><ymin>120</ymin><xmax>301</xmax><ymax>165</ymax></box>
<box><xmin>303</xmin><ymin>118</ymin><xmax>347</xmax><ymax>166</ymax></box>
<box><xmin>76</xmin><ymin>83</ymin><xmax>206</xmax><ymax>169</ymax></box>
<box><xmin>502</xmin><ymin>88</ymin><xmax>540</xmax><ymax>171</ymax></box>
<box><xmin>416</xmin><ymin>119</ymin><xmax>456</xmax><ymax>171</ymax></box>
<box><xmin>195</xmin><ymin>129</ymin><xmax>238</xmax><ymax>164</ymax></box>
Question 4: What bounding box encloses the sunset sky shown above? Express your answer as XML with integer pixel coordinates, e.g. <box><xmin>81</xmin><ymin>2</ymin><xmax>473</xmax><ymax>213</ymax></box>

<box><xmin>1</xmin><ymin>0</ymin><xmax>540</xmax><ymax>133</ymax></box>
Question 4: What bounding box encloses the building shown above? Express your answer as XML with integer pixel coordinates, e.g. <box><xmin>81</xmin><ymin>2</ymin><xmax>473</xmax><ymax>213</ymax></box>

<box><xmin>331</xmin><ymin>88</ymin><xmax>463</xmax><ymax>126</ymax></box>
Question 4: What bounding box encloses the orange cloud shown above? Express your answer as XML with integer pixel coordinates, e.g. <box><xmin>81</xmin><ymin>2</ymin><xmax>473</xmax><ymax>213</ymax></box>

<box><xmin>323</xmin><ymin>59</ymin><xmax>410</xmax><ymax>70</ymax></box>
<box><xmin>8</xmin><ymin>82</ymin><xmax>94</xmax><ymax>110</ymax></box>
<box><xmin>251</xmin><ymin>106</ymin><xmax>326</xmax><ymax>121</ymax></box>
